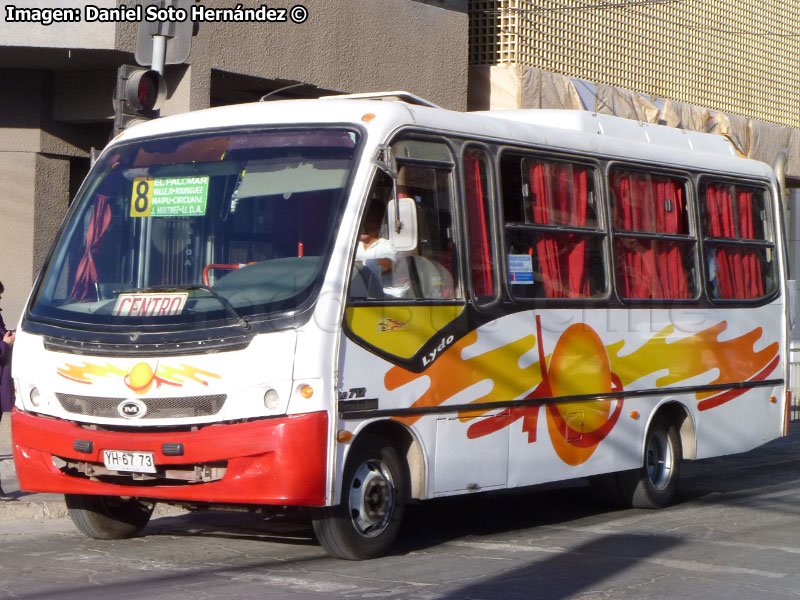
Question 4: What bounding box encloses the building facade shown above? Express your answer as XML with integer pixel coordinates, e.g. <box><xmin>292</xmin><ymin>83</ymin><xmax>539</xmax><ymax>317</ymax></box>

<box><xmin>468</xmin><ymin>0</ymin><xmax>800</xmax><ymax>179</ymax></box>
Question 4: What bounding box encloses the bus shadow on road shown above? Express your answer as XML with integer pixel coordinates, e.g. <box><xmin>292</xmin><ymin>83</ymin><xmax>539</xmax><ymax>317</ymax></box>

<box><xmin>143</xmin><ymin>427</ymin><xmax>800</xmax><ymax>558</ymax></box>
<box><xmin>143</xmin><ymin>480</ymin><xmax>614</xmax><ymax>555</ymax></box>
<box><xmin>437</xmin><ymin>533</ymin><xmax>683</xmax><ymax>600</ymax></box>
<box><xmin>394</xmin><ymin>481</ymin><xmax>615</xmax><ymax>555</ymax></box>
<box><xmin>147</xmin><ymin>507</ymin><xmax>318</xmax><ymax>547</ymax></box>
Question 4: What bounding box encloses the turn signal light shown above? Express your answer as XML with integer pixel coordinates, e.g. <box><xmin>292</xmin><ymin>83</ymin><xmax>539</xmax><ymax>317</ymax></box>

<box><xmin>299</xmin><ymin>384</ymin><xmax>314</xmax><ymax>399</ymax></box>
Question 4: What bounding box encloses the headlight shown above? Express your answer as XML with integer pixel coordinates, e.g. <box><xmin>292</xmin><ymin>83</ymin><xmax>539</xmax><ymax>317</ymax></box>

<box><xmin>263</xmin><ymin>388</ymin><xmax>280</xmax><ymax>410</ymax></box>
<box><xmin>29</xmin><ymin>387</ymin><xmax>41</xmax><ymax>407</ymax></box>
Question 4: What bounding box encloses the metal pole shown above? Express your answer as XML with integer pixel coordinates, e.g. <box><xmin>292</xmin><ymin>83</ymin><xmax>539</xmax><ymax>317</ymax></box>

<box><xmin>151</xmin><ymin>35</ymin><xmax>166</xmax><ymax>74</ymax></box>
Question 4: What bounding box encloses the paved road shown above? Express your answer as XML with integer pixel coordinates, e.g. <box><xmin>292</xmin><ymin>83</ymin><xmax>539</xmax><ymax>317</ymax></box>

<box><xmin>3</xmin><ymin>423</ymin><xmax>800</xmax><ymax>598</ymax></box>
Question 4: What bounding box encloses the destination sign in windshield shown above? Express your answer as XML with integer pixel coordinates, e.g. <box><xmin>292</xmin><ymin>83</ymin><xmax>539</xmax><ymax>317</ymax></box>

<box><xmin>130</xmin><ymin>176</ymin><xmax>210</xmax><ymax>217</ymax></box>
<box><xmin>112</xmin><ymin>292</ymin><xmax>189</xmax><ymax>317</ymax></box>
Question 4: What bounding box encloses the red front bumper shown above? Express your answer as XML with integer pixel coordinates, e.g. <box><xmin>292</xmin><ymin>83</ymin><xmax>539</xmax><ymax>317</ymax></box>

<box><xmin>12</xmin><ymin>409</ymin><xmax>328</xmax><ymax>506</ymax></box>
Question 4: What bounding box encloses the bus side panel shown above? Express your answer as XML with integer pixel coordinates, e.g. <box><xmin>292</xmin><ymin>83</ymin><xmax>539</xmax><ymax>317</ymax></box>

<box><xmin>338</xmin><ymin>303</ymin><xmax>785</xmax><ymax>498</ymax></box>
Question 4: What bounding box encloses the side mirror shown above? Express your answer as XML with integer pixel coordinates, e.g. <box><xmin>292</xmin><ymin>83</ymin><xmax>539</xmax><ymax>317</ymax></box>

<box><xmin>387</xmin><ymin>196</ymin><xmax>418</xmax><ymax>252</ymax></box>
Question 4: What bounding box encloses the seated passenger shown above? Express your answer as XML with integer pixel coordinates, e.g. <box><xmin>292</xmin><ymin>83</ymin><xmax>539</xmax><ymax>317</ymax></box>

<box><xmin>355</xmin><ymin>202</ymin><xmax>410</xmax><ymax>298</ymax></box>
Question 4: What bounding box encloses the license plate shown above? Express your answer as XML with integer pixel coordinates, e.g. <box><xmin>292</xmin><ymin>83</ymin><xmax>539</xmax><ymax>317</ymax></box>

<box><xmin>103</xmin><ymin>450</ymin><xmax>156</xmax><ymax>474</ymax></box>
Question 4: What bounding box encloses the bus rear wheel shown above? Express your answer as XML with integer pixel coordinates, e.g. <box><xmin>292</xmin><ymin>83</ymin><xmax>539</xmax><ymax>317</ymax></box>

<box><xmin>66</xmin><ymin>494</ymin><xmax>154</xmax><ymax>539</ymax></box>
<box><xmin>619</xmin><ymin>415</ymin><xmax>682</xmax><ymax>509</ymax></box>
<box><xmin>312</xmin><ymin>434</ymin><xmax>406</xmax><ymax>560</ymax></box>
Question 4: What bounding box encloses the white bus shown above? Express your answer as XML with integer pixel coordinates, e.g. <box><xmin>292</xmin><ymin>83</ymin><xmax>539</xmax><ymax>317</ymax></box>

<box><xmin>11</xmin><ymin>93</ymin><xmax>788</xmax><ymax>560</ymax></box>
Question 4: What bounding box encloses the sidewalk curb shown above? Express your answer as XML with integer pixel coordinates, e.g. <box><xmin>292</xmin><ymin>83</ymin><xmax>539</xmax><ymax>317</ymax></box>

<box><xmin>0</xmin><ymin>499</ymin><xmax>69</xmax><ymax>521</ymax></box>
<box><xmin>0</xmin><ymin>456</ymin><xmax>187</xmax><ymax>522</ymax></box>
<box><xmin>0</xmin><ymin>499</ymin><xmax>186</xmax><ymax>521</ymax></box>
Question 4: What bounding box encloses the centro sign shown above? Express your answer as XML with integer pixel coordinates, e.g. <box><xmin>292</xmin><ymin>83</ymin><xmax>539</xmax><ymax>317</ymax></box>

<box><xmin>112</xmin><ymin>292</ymin><xmax>188</xmax><ymax>317</ymax></box>
<box><xmin>118</xmin><ymin>399</ymin><xmax>148</xmax><ymax>419</ymax></box>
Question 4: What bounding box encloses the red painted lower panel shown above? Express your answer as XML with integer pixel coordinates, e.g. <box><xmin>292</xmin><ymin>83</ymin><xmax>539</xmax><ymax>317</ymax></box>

<box><xmin>11</xmin><ymin>409</ymin><xmax>328</xmax><ymax>506</ymax></box>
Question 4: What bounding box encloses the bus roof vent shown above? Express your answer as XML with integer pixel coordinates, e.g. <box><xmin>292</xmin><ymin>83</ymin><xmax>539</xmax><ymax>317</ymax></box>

<box><xmin>320</xmin><ymin>91</ymin><xmax>441</xmax><ymax>108</ymax></box>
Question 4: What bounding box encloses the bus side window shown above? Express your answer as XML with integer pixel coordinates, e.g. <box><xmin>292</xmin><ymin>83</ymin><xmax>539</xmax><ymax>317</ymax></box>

<box><xmin>701</xmin><ymin>181</ymin><xmax>776</xmax><ymax>300</ymax></box>
<box><xmin>350</xmin><ymin>166</ymin><xmax>460</xmax><ymax>301</ymax></box>
<box><xmin>463</xmin><ymin>147</ymin><xmax>496</xmax><ymax>303</ymax></box>
<box><xmin>398</xmin><ymin>165</ymin><xmax>459</xmax><ymax>300</ymax></box>
<box><xmin>500</xmin><ymin>153</ymin><xmax>606</xmax><ymax>300</ymax></box>
<box><xmin>610</xmin><ymin>169</ymin><xmax>697</xmax><ymax>300</ymax></box>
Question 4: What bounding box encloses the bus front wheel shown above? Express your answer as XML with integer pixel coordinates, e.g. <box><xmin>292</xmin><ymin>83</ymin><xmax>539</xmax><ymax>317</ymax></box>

<box><xmin>65</xmin><ymin>494</ymin><xmax>154</xmax><ymax>539</ymax></box>
<box><xmin>620</xmin><ymin>415</ymin><xmax>682</xmax><ymax>509</ymax></box>
<box><xmin>312</xmin><ymin>434</ymin><xmax>406</xmax><ymax>560</ymax></box>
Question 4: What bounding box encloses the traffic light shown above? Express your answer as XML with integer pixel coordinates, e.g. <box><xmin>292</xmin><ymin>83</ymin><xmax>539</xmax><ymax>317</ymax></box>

<box><xmin>113</xmin><ymin>65</ymin><xmax>167</xmax><ymax>137</ymax></box>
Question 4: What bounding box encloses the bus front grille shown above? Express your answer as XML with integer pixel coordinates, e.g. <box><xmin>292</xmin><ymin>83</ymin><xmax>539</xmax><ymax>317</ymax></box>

<box><xmin>55</xmin><ymin>393</ymin><xmax>227</xmax><ymax>419</ymax></box>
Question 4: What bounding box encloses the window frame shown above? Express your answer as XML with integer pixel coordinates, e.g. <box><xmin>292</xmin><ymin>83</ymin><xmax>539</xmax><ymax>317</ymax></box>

<box><xmin>346</xmin><ymin>132</ymin><xmax>465</xmax><ymax>306</ymax></box>
<box><xmin>606</xmin><ymin>163</ymin><xmax>701</xmax><ymax>304</ymax></box>
<box><xmin>697</xmin><ymin>175</ymin><xmax>778</xmax><ymax>304</ymax></box>
<box><xmin>461</xmin><ymin>143</ymin><xmax>500</xmax><ymax>307</ymax></box>
<box><xmin>497</xmin><ymin>148</ymin><xmax>611</xmax><ymax>305</ymax></box>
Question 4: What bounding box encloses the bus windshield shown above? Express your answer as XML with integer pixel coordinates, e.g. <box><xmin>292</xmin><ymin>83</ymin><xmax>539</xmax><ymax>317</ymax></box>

<box><xmin>29</xmin><ymin>127</ymin><xmax>360</xmax><ymax>330</ymax></box>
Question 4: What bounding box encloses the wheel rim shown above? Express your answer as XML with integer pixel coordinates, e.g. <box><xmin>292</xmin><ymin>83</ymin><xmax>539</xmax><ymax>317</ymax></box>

<box><xmin>645</xmin><ymin>429</ymin><xmax>674</xmax><ymax>490</ymax></box>
<box><xmin>348</xmin><ymin>459</ymin><xmax>395</xmax><ymax>538</ymax></box>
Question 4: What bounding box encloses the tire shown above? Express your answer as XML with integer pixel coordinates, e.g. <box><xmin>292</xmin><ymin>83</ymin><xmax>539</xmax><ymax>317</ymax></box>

<box><xmin>312</xmin><ymin>434</ymin><xmax>407</xmax><ymax>560</ymax></box>
<box><xmin>66</xmin><ymin>494</ymin><xmax>154</xmax><ymax>539</ymax></box>
<box><xmin>619</xmin><ymin>415</ymin><xmax>682</xmax><ymax>509</ymax></box>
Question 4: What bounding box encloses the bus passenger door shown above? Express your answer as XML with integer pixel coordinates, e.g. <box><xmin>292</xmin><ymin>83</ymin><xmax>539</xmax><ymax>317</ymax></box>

<box><xmin>341</xmin><ymin>137</ymin><xmax>509</xmax><ymax>496</ymax></box>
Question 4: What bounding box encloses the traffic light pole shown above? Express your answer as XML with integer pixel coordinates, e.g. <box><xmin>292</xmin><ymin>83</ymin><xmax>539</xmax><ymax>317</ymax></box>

<box><xmin>111</xmin><ymin>0</ymin><xmax>194</xmax><ymax>137</ymax></box>
<box><xmin>151</xmin><ymin>34</ymin><xmax>166</xmax><ymax>75</ymax></box>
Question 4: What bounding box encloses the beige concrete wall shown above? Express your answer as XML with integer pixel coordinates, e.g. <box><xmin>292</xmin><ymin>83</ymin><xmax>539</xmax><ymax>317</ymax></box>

<box><xmin>33</xmin><ymin>154</ymin><xmax>70</xmax><ymax>278</ymax></box>
<box><xmin>1</xmin><ymin>0</ymin><xmax>117</xmax><ymax>48</ymax></box>
<box><xmin>0</xmin><ymin>152</ymin><xmax>36</xmax><ymax>328</ymax></box>
<box><xmin>0</xmin><ymin>71</ymin><xmax>96</xmax><ymax>157</ymax></box>
<box><xmin>0</xmin><ymin>151</ymin><xmax>70</xmax><ymax>327</ymax></box>
<box><xmin>117</xmin><ymin>0</ymin><xmax>469</xmax><ymax>111</ymax></box>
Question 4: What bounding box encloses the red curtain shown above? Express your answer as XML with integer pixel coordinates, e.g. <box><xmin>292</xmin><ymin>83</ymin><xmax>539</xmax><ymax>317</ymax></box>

<box><xmin>737</xmin><ymin>189</ymin><xmax>764</xmax><ymax>298</ymax></box>
<box><xmin>653</xmin><ymin>178</ymin><xmax>690</xmax><ymax>299</ymax></box>
<box><xmin>705</xmin><ymin>185</ymin><xmax>764</xmax><ymax>299</ymax></box>
<box><xmin>71</xmin><ymin>195</ymin><xmax>112</xmax><ymax>301</ymax></box>
<box><xmin>529</xmin><ymin>162</ymin><xmax>589</xmax><ymax>298</ymax></box>
<box><xmin>612</xmin><ymin>173</ymin><xmax>690</xmax><ymax>299</ymax></box>
<box><xmin>464</xmin><ymin>153</ymin><xmax>494</xmax><ymax>298</ymax></box>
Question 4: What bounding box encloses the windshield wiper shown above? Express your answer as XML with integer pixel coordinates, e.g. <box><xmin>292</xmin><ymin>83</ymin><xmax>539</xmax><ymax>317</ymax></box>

<box><xmin>123</xmin><ymin>284</ymin><xmax>250</xmax><ymax>331</ymax></box>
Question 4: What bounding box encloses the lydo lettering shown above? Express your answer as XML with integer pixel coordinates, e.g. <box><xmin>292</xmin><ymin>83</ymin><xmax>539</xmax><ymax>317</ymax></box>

<box><xmin>422</xmin><ymin>335</ymin><xmax>455</xmax><ymax>367</ymax></box>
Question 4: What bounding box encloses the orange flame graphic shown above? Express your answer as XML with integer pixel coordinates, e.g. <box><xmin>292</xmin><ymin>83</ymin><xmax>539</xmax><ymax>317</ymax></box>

<box><xmin>385</xmin><ymin>317</ymin><xmax>779</xmax><ymax>465</ymax></box>
<box><xmin>57</xmin><ymin>362</ymin><xmax>128</xmax><ymax>384</ymax></box>
<box><xmin>157</xmin><ymin>363</ymin><xmax>222</xmax><ymax>386</ymax></box>
<box><xmin>58</xmin><ymin>360</ymin><xmax>221</xmax><ymax>395</ymax></box>
<box><xmin>607</xmin><ymin>322</ymin><xmax>779</xmax><ymax>409</ymax></box>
